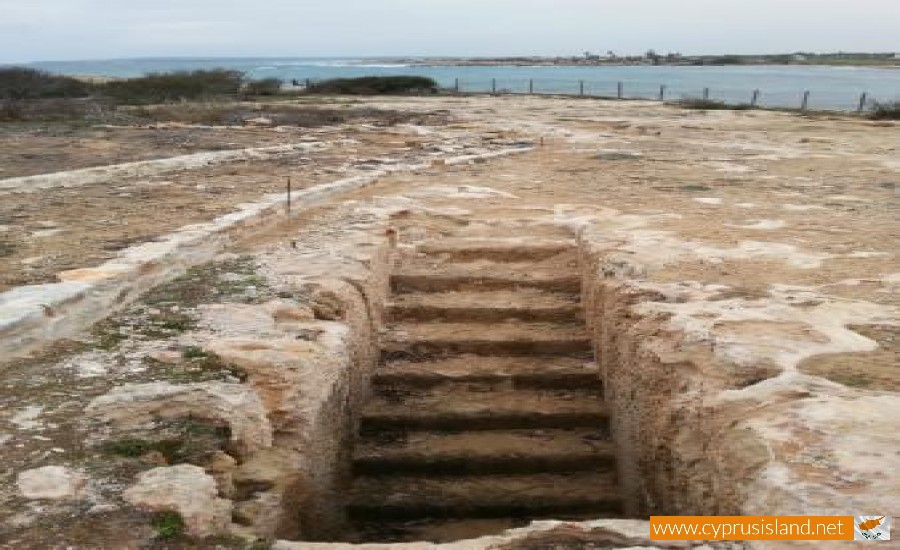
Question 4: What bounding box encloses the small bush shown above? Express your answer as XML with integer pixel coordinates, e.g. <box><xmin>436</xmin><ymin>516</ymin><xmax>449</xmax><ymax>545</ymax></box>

<box><xmin>680</xmin><ymin>184</ymin><xmax>712</xmax><ymax>192</ymax></box>
<box><xmin>243</xmin><ymin>78</ymin><xmax>282</xmax><ymax>96</ymax></box>
<box><xmin>0</xmin><ymin>67</ymin><xmax>91</xmax><ymax>100</ymax></box>
<box><xmin>182</xmin><ymin>346</ymin><xmax>209</xmax><ymax>359</ymax></box>
<box><xmin>103</xmin><ymin>438</ymin><xmax>156</xmax><ymax>458</ymax></box>
<box><xmin>678</xmin><ymin>98</ymin><xmax>753</xmax><ymax>110</ymax></box>
<box><xmin>100</xmin><ymin>69</ymin><xmax>243</xmax><ymax>105</ymax></box>
<box><xmin>307</xmin><ymin>76</ymin><xmax>438</xmax><ymax>95</ymax></box>
<box><xmin>870</xmin><ymin>100</ymin><xmax>900</xmax><ymax>120</ymax></box>
<box><xmin>151</xmin><ymin>511</ymin><xmax>185</xmax><ymax>539</ymax></box>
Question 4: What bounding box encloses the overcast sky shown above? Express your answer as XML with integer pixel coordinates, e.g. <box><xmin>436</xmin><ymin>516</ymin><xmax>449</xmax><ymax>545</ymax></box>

<box><xmin>2</xmin><ymin>0</ymin><xmax>898</xmax><ymax>63</ymax></box>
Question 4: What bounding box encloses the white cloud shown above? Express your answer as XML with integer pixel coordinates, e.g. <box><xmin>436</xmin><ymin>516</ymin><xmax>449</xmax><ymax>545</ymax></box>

<box><xmin>1</xmin><ymin>0</ymin><xmax>898</xmax><ymax>63</ymax></box>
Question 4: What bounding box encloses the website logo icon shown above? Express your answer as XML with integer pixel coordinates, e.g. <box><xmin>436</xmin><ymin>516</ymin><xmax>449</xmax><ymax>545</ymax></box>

<box><xmin>855</xmin><ymin>516</ymin><xmax>891</xmax><ymax>541</ymax></box>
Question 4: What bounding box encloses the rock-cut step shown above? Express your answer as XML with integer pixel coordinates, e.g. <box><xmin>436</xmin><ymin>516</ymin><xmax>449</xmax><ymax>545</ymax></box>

<box><xmin>391</xmin><ymin>261</ymin><xmax>581</xmax><ymax>294</ymax></box>
<box><xmin>388</xmin><ymin>289</ymin><xmax>582</xmax><ymax>323</ymax></box>
<box><xmin>373</xmin><ymin>355</ymin><xmax>601</xmax><ymax>390</ymax></box>
<box><xmin>360</xmin><ymin>388</ymin><xmax>609</xmax><ymax>432</ymax></box>
<box><xmin>382</xmin><ymin>321</ymin><xmax>591</xmax><ymax>356</ymax></box>
<box><xmin>348</xmin><ymin>471</ymin><xmax>622</xmax><ymax>521</ymax></box>
<box><xmin>353</xmin><ymin>428</ymin><xmax>616</xmax><ymax>476</ymax></box>
<box><xmin>416</xmin><ymin>238</ymin><xmax>576</xmax><ymax>262</ymax></box>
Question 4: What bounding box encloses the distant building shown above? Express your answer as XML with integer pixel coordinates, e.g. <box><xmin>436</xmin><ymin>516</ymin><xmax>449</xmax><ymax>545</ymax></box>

<box><xmin>791</xmin><ymin>54</ymin><xmax>808</xmax><ymax>62</ymax></box>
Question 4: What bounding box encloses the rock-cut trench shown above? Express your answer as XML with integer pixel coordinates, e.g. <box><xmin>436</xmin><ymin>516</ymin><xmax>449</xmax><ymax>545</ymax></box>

<box><xmin>339</xmin><ymin>235</ymin><xmax>624</xmax><ymax>543</ymax></box>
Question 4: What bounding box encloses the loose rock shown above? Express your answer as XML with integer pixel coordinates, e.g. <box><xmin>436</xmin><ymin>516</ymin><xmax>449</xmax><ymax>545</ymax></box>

<box><xmin>17</xmin><ymin>466</ymin><xmax>86</xmax><ymax>500</ymax></box>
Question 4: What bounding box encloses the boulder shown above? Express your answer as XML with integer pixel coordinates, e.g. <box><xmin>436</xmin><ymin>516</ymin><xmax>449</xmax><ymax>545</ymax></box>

<box><xmin>123</xmin><ymin>464</ymin><xmax>231</xmax><ymax>537</ymax></box>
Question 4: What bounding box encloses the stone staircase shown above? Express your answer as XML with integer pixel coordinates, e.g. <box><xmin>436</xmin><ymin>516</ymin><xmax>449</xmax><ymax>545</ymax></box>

<box><xmin>346</xmin><ymin>237</ymin><xmax>621</xmax><ymax>543</ymax></box>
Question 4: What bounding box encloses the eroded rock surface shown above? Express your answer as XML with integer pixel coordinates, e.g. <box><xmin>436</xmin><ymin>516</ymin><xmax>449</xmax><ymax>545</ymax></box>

<box><xmin>86</xmin><ymin>381</ymin><xmax>272</xmax><ymax>457</ymax></box>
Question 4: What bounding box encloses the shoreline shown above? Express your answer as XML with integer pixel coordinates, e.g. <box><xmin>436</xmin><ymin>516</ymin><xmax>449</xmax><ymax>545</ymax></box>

<box><xmin>399</xmin><ymin>59</ymin><xmax>900</xmax><ymax>69</ymax></box>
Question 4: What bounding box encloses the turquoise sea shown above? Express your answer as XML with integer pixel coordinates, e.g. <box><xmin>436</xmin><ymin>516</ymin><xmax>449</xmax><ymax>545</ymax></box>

<box><xmin>25</xmin><ymin>57</ymin><xmax>900</xmax><ymax>111</ymax></box>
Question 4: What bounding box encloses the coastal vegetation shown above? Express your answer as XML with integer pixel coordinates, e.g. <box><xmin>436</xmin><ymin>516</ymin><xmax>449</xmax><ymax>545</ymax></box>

<box><xmin>870</xmin><ymin>100</ymin><xmax>900</xmax><ymax>120</ymax></box>
<box><xmin>241</xmin><ymin>77</ymin><xmax>283</xmax><ymax>96</ymax></box>
<box><xmin>305</xmin><ymin>76</ymin><xmax>438</xmax><ymax>95</ymax></box>
<box><xmin>0</xmin><ymin>69</ymin><xmax>441</xmax><ymax>122</ymax></box>
<box><xmin>0</xmin><ymin>67</ymin><xmax>268</xmax><ymax>121</ymax></box>
<box><xmin>0</xmin><ymin>67</ymin><xmax>91</xmax><ymax>100</ymax></box>
<box><xmin>676</xmin><ymin>98</ymin><xmax>754</xmax><ymax>110</ymax></box>
<box><xmin>100</xmin><ymin>69</ymin><xmax>244</xmax><ymax>104</ymax></box>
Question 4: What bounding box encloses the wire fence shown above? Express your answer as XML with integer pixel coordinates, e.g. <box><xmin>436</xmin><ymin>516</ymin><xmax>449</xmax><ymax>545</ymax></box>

<box><xmin>447</xmin><ymin>77</ymin><xmax>880</xmax><ymax>112</ymax></box>
<box><xmin>297</xmin><ymin>76</ymin><xmax>892</xmax><ymax>113</ymax></box>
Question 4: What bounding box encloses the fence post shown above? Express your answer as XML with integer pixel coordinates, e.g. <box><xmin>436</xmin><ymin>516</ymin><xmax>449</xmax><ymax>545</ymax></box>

<box><xmin>857</xmin><ymin>92</ymin><xmax>868</xmax><ymax>113</ymax></box>
<box><xmin>751</xmin><ymin>89</ymin><xmax>760</xmax><ymax>107</ymax></box>
<box><xmin>529</xmin><ymin>79</ymin><xmax>534</xmax><ymax>94</ymax></box>
<box><xmin>492</xmin><ymin>78</ymin><xmax>496</xmax><ymax>94</ymax></box>
<box><xmin>579</xmin><ymin>80</ymin><xmax>584</xmax><ymax>96</ymax></box>
<box><xmin>286</xmin><ymin>176</ymin><xmax>292</xmax><ymax>216</ymax></box>
<box><xmin>801</xmin><ymin>90</ymin><xmax>810</xmax><ymax>110</ymax></box>
<box><xmin>703</xmin><ymin>87</ymin><xmax>710</xmax><ymax>100</ymax></box>
<box><xmin>659</xmin><ymin>85</ymin><xmax>666</xmax><ymax>101</ymax></box>
<box><xmin>617</xmin><ymin>82</ymin><xmax>623</xmax><ymax>99</ymax></box>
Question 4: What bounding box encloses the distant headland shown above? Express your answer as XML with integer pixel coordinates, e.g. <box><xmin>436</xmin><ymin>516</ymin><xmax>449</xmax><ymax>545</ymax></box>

<box><xmin>393</xmin><ymin>51</ymin><xmax>900</xmax><ymax>68</ymax></box>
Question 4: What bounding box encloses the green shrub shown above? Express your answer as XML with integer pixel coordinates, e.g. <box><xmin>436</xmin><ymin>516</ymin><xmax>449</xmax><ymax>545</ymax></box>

<box><xmin>100</xmin><ymin>69</ymin><xmax>243</xmax><ymax>105</ymax></box>
<box><xmin>243</xmin><ymin>77</ymin><xmax>283</xmax><ymax>96</ymax></box>
<box><xmin>680</xmin><ymin>184</ymin><xmax>712</xmax><ymax>192</ymax></box>
<box><xmin>151</xmin><ymin>511</ymin><xmax>185</xmax><ymax>539</ymax></box>
<box><xmin>677</xmin><ymin>98</ymin><xmax>753</xmax><ymax>110</ymax></box>
<box><xmin>0</xmin><ymin>67</ymin><xmax>91</xmax><ymax>100</ymax></box>
<box><xmin>307</xmin><ymin>76</ymin><xmax>438</xmax><ymax>95</ymax></box>
<box><xmin>102</xmin><ymin>438</ymin><xmax>155</xmax><ymax>458</ymax></box>
<box><xmin>870</xmin><ymin>100</ymin><xmax>900</xmax><ymax>120</ymax></box>
<box><xmin>182</xmin><ymin>345</ymin><xmax>209</xmax><ymax>359</ymax></box>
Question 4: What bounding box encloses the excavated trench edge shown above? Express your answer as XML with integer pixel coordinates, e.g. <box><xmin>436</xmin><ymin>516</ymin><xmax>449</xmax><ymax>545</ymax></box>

<box><xmin>281</xmin><ymin>235</ymin><xmax>698</xmax><ymax>546</ymax></box>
